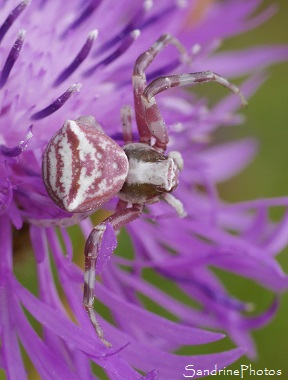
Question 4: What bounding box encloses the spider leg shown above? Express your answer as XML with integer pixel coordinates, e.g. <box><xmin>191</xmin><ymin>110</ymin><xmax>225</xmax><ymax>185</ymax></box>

<box><xmin>143</xmin><ymin>71</ymin><xmax>247</xmax><ymax>106</ymax></box>
<box><xmin>121</xmin><ymin>105</ymin><xmax>133</xmax><ymax>144</ymax></box>
<box><xmin>162</xmin><ymin>193</ymin><xmax>186</xmax><ymax>218</ymax></box>
<box><xmin>83</xmin><ymin>204</ymin><xmax>142</xmax><ymax>347</ymax></box>
<box><xmin>142</xmin><ymin>70</ymin><xmax>247</xmax><ymax>152</ymax></box>
<box><xmin>133</xmin><ymin>34</ymin><xmax>188</xmax><ymax>148</ymax></box>
<box><xmin>115</xmin><ymin>198</ymin><xmax>128</xmax><ymax>212</ymax></box>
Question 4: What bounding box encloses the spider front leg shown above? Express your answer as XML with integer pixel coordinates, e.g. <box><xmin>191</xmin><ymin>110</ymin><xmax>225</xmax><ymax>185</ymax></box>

<box><xmin>83</xmin><ymin>204</ymin><xmax>142</xmax><ymax>347</ymax></box>
<box><xmin>140</xmin><ymin>70</ymin><xmax>247</xmax><ymax>150</ymax></box>
<box><xmin>143</xmin><ymin>70</ymin><xmax>248</xmax><ymax>107</ymax></box>
<box><xmin>133</xmin><ymin>33</ymin><xmax>189</xmax><ymax>150</ymax></box>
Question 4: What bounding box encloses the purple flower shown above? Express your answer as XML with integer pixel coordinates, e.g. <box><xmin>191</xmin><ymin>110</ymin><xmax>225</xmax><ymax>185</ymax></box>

<box><xmin>1</xmin><ymin>0</ymin><xmax>288</xmax><ymax>379</ymax></box>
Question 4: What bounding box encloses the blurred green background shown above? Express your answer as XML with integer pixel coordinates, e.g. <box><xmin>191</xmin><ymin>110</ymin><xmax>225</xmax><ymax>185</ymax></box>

<box><xmin>6</xmin><ymin>0</ymin><xmax>288</xmax><ymax>379</ymax></box>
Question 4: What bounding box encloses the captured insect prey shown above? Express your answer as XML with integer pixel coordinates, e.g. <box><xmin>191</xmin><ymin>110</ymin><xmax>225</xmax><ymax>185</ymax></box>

<box><xmin>42</xmin><ymin>34</ymin><xmax>247</xmax><ymax>347</ymax></box>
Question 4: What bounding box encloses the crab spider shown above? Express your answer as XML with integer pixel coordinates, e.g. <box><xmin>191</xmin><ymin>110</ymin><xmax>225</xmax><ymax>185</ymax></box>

<box><xmin>42</xmin><ymin>34</ymin><xmax>247</xmax><ymax>347</ymax></box>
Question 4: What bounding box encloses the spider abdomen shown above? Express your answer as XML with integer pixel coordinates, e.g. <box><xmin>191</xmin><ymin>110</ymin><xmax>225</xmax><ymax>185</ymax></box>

<box><xmin>42</xmin><ymin>117</ymin><xmax>129</xmax><ymax>213</ymax></box>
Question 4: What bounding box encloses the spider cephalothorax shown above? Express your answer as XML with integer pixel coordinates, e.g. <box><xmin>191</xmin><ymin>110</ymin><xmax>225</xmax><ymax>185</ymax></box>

<box><xmin>119</xmin><ymin>142</ymin><xmax>183</xmax><ymax>205</ymax></box>
<box><xmin>42</xmin><ymin>34</ymin><xmax>246</xmax><ymax>347</ymax></box>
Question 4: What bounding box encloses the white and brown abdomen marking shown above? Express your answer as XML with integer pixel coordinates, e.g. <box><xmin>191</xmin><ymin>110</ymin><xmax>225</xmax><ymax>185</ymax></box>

<box><xmin>42</xmin><ymin>119</ymin><xmax>129</xmax><ymax>212</ymax></box>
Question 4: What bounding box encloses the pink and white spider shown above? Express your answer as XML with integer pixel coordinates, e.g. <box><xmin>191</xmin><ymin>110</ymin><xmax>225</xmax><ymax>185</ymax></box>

<box><xmin>42</xmin><ymin>34</ymin><xmax>246</xmax><ymax>347</ymax></box>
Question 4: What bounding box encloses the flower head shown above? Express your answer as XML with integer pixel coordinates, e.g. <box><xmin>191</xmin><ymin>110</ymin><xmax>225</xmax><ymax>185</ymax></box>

<box><xmin>1</xmin><ymin>0</ymin><xmax>288</xmax><ymax>379</ymax></box>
